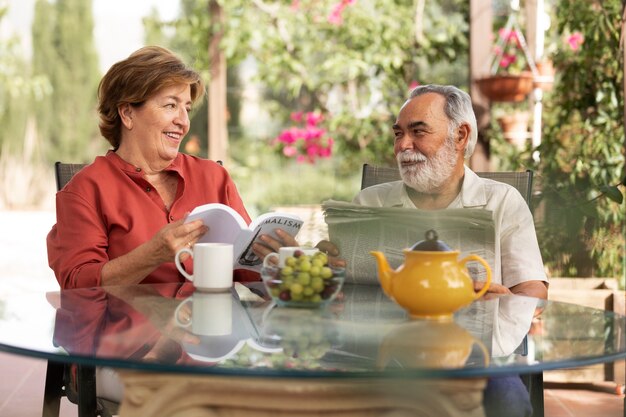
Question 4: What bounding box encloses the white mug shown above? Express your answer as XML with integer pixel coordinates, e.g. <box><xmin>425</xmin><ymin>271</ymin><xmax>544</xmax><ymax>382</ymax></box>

<box><xmin>175</xmin><ymin>243</ymin><xmax>233</xmax><ymax>291</ymax></box>
<box><xmin>174</xmin><ymin>292</ymin><xmax>233</xmax><ymax>336</ymax></box>
<box><xmin>262</xmin><ymin>246</ymin><xmax>319</xmax><ymax>268</ymax></box>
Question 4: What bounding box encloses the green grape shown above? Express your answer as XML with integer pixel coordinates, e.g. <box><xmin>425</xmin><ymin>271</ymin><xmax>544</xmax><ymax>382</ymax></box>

<box><xmin>311</xmin><ymin>258</ymin><xmax>324</xmax><ymax>268</ymax></box>
<box><xmin>311</xmin><ymin>277</ymin><xmax>324</xmax><ymax>293</ymax></box>
<box><xmin>298</xmin><ymin>259</ymin><xmax>312</xmax><ymax>272</ymax></box>
<box><xmin>303</xmin><ymin>286</ymin><xmax>314</xmax><ymax>296</ymax></box>
<box><xmin>297</xmin><ymin>272</ymin><xmax>311</xmax><ymax>285</ymax></box>
<box><xmin>309</xmin><ymin>265</ymin><xmax>321</xmax><ymax>277</ymax></box>
<box><xmin>290</xmin><ymin>282</ymin><xmax>304</xmax><ymax>295</ymax></box>
<box><xmin>320</xmin><ymin>266</ymin><xmax>333</xmax><ymax>279</ymax></box>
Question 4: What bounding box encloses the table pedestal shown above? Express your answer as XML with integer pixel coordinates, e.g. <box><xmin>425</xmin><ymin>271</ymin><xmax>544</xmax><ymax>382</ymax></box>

<box><xmin>118</xmin><ymin>371</ymin><xmax>486</xmax><ymax>417</ymax></box>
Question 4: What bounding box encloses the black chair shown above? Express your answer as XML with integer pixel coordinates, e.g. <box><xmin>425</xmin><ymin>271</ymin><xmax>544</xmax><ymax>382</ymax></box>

<box><xmin>360</xmin><ymin>163</ymin><xmax>544</xmax><ymax>417</ymax></box>
<box><xmin>43</xmin><ymin>162</ymin><xmax>116</xmax><ymax>417</ymax></box>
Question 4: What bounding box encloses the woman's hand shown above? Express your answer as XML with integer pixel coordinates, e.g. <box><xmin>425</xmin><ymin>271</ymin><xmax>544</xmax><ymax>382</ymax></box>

<box><xmin>100</xmin><ymin>217</ymin><xmax>208</xmax><ymax>286</ymax></box>
<box><xmin>148</xmin><ymin>217</ymin><xmax>208</xmax><ymax>264</ymax></box>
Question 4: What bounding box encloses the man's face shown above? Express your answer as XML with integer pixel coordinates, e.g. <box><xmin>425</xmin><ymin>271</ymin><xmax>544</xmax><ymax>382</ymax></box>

<box><xmin>392</xmin><ymin>93</ymin><xmax>461</xmax><ymax>193</ymax></box>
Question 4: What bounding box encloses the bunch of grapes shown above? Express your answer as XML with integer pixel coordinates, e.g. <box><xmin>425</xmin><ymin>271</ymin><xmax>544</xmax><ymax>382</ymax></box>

<box><xmin>264</xmin><ymin>250</ymin><xmax>343</xmax><ymax>305</ymax></box>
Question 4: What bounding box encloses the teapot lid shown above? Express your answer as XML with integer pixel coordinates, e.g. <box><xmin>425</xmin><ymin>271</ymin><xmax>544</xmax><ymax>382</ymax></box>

<box><xmin>410</xmin><ymin>229</ymin><xmax>452</xmax><ymax>252</ymax></box>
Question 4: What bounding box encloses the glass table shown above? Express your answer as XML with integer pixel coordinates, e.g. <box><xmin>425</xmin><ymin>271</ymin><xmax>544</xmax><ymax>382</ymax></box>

<box><xmin>0</xmin><ymin>282</ymin><xmax>624</xmax><ymax>417</ymax></box>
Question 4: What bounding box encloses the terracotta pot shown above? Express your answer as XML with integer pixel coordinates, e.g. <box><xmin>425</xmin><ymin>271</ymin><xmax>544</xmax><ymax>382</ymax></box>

<box><xmin>476</xmin><ymin>72</ymin><xmax>534</xmax><ymax>102</ymax></box>
<box><xmin>497</xmin><ymin>112</ymin><xmax>529</xmax><ymax>148</ymax></box>
<box><xmin>533</xmin><ymin>60</ymin><xmax>555</xmax><ymax>91</ymax></box>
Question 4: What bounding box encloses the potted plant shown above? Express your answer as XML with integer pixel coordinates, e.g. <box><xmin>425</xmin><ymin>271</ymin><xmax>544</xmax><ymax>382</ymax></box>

<box><xmin>476</xmin><ymin>27</ymin><xmax>534</xmax><ymax>102</ymax></box>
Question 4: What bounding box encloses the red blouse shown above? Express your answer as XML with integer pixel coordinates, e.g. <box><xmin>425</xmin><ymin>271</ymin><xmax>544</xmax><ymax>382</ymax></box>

<box><xmin>47</xmin><ymin>151</ymin><xmax>256</xmax><ymax>289</ymax></box>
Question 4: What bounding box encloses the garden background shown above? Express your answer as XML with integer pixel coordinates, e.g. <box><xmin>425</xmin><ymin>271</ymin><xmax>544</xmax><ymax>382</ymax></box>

<box><xmin>0</xmin><ymin>0</ymin><xmax>624</xmax><ymax>287</ymax></box>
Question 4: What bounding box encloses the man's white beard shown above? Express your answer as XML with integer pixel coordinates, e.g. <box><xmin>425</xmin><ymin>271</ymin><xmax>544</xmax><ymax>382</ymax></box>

<box><xmin>397</xmin><ymin>139</ymin><xmax>458</xmax><ymax>193</ymax></box>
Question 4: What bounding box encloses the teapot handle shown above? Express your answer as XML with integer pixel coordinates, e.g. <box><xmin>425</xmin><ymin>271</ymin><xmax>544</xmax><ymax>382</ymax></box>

<box><xmin>473</xmin><ymin>337</ymin><xmax>491</xmax><ymax>367</ymax></box>
<box><xmin>459</xmin><ymin>255</ymin><xmax>492</xmax><ymax>300</ymax></box>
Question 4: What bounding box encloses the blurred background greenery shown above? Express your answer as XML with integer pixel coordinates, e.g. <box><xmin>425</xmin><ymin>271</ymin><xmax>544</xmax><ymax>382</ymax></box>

<box><xmin>0</xmin><ymin>0</ymin><xmax>624</xmax><ymax>285</ymax></box>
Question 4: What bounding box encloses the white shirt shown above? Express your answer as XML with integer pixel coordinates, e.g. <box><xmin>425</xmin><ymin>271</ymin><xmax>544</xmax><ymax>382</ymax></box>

<box><xmin>353</xmin><ymin>165</ymin><xmax>547</xmax><ymax>288</ymax></box>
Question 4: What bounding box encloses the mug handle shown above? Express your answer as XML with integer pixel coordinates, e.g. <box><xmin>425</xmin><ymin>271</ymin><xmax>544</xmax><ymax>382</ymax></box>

<box><xmin>459</xmin><ymin>255</ymin><xmax>492</xmax><ymax>300</ymax></box>
<box><xmin>175</xmin><ymin>248</ymin><xmax>194</xmax><ymax>281</ymax></box>
<box><xmin>262</xmin><ymin>252</ymin><xmax>279</xmax><ymax>268</ymax></box>
<box><xmin>174</xmin><ymin>297</ymin><xmax>192</xmax><ymax>327</ymax></box>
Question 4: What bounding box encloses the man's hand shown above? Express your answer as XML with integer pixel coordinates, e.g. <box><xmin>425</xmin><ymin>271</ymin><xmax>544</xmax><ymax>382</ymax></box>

<box><xmin>473</xmin><ymin>281</ymin><xmax>512</xmax><ymax>300</ymax></box>
<box><xmin>315</xmin><ymin>240</ymin><xmax>346</xmax><ymax>268</ymax></box>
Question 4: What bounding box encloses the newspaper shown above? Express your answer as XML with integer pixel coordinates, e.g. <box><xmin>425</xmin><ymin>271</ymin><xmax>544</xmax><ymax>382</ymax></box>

<box><xmin>322</xmin><ymin>200</ymin><xmax>496</xmax><ymax>285</ymax></box>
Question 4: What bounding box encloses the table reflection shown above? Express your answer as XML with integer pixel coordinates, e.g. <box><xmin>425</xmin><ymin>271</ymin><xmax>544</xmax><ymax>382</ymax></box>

<box><xmin>48</xmin><ymin>282</ymin><xmax>624</xmax><ymax>376</ymax></box>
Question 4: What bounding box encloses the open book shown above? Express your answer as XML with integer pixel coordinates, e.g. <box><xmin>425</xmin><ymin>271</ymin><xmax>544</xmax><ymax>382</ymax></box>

<box><xmin>322</xmin><ymin>200</ymin><xmax>496</xmax><ymax>285</ymax></box>
<box><xmin>186</xmin><ymin>204</ymin><xmax>303</xmax><ymax>272</ymax></box>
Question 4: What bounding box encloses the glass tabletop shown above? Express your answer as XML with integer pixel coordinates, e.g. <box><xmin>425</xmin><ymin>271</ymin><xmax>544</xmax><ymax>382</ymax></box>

<box><xmin>0</xmin><ymin>282</ymin><xmax>624</xmax><ymax>379</ymax></box>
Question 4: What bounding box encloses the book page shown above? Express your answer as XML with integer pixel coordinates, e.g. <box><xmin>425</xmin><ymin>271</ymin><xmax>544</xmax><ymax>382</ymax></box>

<box><xmin>187</xmin><ymin>203</ymin><xmax>247</xmax><ymax>246</ymax></box>
<box><xmin>322</xmin><ymin>200</ymin><xmax>495</xmax><ymax>285</ymax></box>
<box><xmin>185</xmin><ymin>204</ymin><xmax>304</xmax><ymax>272</ymax></box>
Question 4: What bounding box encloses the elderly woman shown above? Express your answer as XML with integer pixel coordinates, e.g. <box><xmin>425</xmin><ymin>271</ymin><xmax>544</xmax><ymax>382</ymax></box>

<box><xmin>47</xmin><ymin>46</ymin><xmax>294</xmax><ymax>289</ymax></box>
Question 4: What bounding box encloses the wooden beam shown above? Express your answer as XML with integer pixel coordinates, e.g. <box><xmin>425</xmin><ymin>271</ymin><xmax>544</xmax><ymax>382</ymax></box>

<box><xmin>207</xmin><ymin>0</ymin><xmax>228</xmax><ymax>162</ymax></box>
<box><xmin>469</xmin><ymin>0</ymin><xmax>493</xmax><ymax>171</ymax></box>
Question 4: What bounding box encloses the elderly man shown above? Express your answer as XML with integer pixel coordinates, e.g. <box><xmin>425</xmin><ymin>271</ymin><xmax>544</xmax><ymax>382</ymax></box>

<box><xmin>352</xmin><ymin>84</ymin><xmax>547</xmax><ymax>417</ymax></box>
<box><xmin>354</xmin><ymin>84</ymin><xmax>548</xmax><ymax>299</ymax></box>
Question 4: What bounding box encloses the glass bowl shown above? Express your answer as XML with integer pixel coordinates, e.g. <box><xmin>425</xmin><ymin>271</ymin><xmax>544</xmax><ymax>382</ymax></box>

<box><xmin>260</xmin><ymin>254</ymin><xmax>345</xmax><ymax>308</ymax></box>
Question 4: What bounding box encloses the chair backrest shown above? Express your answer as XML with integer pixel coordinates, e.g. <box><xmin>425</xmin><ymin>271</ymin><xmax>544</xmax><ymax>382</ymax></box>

<box><xmin>55</xmin><ymin>160</ymin><xmax>224</xmax><ymax>192</ymax></box>
<box><xmin>360</xmin><ymin>163</ymin><xmax>534</xmax><ymax>206</ymax></box>
<box><xmin>55</xmin><ymin>162</ymin><xmax>87</xmax><ymax>191</ymax></box>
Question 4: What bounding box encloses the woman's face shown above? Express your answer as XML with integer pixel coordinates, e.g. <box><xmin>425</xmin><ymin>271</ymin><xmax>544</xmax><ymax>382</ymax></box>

<box><xmin>128</xmin><ymin>84</ymin><xmax>192</xmax><ymax>164</ymax></box>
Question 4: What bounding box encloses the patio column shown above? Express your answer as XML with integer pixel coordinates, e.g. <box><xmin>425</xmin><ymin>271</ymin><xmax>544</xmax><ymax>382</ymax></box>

<box><xmin>207</xmin><ymin>0</ymin><xmax>228</xmax><ymax>163</ymax></box>
<box><xmin>469</xmin><ymin>0</ymin><xmax>493</xmax><ymax>171</ymax></box>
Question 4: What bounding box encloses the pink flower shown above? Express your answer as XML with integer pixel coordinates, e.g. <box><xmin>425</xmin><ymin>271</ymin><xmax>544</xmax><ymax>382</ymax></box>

<box><xmin>566</xmin><ymin>32</ymin><xmax>584</xmax><ymax>52</ymax></box>
<box><xmin>499</xmin><ymin>53</ymin><xmax>517</xmax><ymax>69</ymax></box>
<box><xmin>273</xmin><ymin>110</ymin><xmax>333</xmax><ymax>163</ymax></box>
<box><xmin>306</xmin><ymin>145</ymin><xmax>319</xmax><ymax>157</ymax></box>
<box><xmin>290</xmin><ymin>111</ymin><xmax>303</xmax><ymax>123</ymax></box>
<box><xmin>305</xmin><ymin>112</ymin><xmax>323</xmax><ymax>127</ymax></box>
<box><xmin>283</xmin><ymin>146</ymin><xmax>297</xmax><ymax>157</ymax></box>
<box><xmin>408</xmin><ymin>80</ymin><xmax>420</xmax><ymax>90</ymax></box>
<box><xmin>327</xmin><ymin>6</ymin><xmax>343</xmax><ymax>26</ymax></box>
<box><xmin>290</xmin><ymin>0</ymin><xmax>300</xmax><ymax>11</ymax></box>
<box><xmin>327</xmin><ymin>1</ymin><xmax>356</xmax><ymax>26</ymax></box>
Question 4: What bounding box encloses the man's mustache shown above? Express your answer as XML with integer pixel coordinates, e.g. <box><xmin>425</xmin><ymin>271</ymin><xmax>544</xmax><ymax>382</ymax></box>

<box><xmin>397</xmin><ymin>151</ymin><xmax>427</xmax><ymax>163</ymax></box>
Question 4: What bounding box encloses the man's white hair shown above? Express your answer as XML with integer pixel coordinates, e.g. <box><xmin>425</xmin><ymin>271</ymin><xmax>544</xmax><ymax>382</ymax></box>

<box><xmin>408</xmin><ymin>84</ymin><xmax>478</xmax><ymax>158</ymax></box>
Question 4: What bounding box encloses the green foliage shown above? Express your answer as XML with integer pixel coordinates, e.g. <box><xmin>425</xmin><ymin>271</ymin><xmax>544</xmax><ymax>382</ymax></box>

<box><xmin>228</xmin><ymin>139</ymin><xmax>360</xmax><ymax>215</ymax></box>
<box><xmin>170</xmin><ymin>0</ymin><xmax>469</xmax><ymax>176</ymax></box>
<box><xmin>535</xmin><ymin>0</ymin><xmax>625</xmax><ymax>279</ymax></box>
<box><xmin>0</xmin><ymin>3</ymin><xmax>50</xmax><ymax>155</ymax></box>
<box><xmin>32</xmin><ymin>0</ymin><xmax>103</xmax><ymax>163</ymax></box>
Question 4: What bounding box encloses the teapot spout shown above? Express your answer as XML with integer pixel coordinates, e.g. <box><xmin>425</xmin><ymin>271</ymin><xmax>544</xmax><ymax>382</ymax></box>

<box><xmin>370</xmin><ymin>251</ymin><xmax>393</xmax><ymax>295</ymax></box>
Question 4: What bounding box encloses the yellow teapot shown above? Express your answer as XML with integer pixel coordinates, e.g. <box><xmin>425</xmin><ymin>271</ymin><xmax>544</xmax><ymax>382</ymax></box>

<box><xmin>370</xmin><ymin>230</ymin><xmax>492</xmax><ymax>320</ymax></box>
<box><xmin>377</xmin><ymin>320</ymin><xmax>490</xmax><ymax>369</ymax></box>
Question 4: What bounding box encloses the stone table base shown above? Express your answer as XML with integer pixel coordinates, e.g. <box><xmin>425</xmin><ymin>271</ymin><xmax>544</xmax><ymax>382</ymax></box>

<box><xmin>118</xmin><ymin>371</ymin><xmax>486</xmax><ymax>417</ymax></box>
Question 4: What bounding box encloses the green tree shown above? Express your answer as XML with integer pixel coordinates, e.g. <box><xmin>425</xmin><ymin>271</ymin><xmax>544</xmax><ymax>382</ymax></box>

<box><xmin>0</xmin><ymin>4</ymin><xmax>49</xmax><ymax>154</ymax></box>
<box><xmin>32</xmin><ymin>0</ymin><xmax>101</xmax><ymax>163</ymax></box>
<box><xmin>535</xmin><ymin>0</ymin><xmax>625</xmax><ymax>279</ymax></box>
<box><xmin>169</xmin><ymin>0</ymin><xmax>469</xmax><ymax>174</ymax></box>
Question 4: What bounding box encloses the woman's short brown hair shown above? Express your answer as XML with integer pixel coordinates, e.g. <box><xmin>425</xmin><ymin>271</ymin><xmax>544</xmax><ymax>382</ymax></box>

<box><xmin>98</xmin><ymin>46</ymin><xmax>206</xmax><ymax>149</ymax></box>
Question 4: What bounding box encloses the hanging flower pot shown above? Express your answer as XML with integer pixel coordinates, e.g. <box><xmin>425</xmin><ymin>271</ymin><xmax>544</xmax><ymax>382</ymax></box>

<box><xmin>476</xmin><ymin>72</ymin><xmax>534</xmax><ymax>102</ymax></box>
<box><xmin>496</xmin><ymin>111</ymin><xmax>530</xmax><ymax>148</ymax></box>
